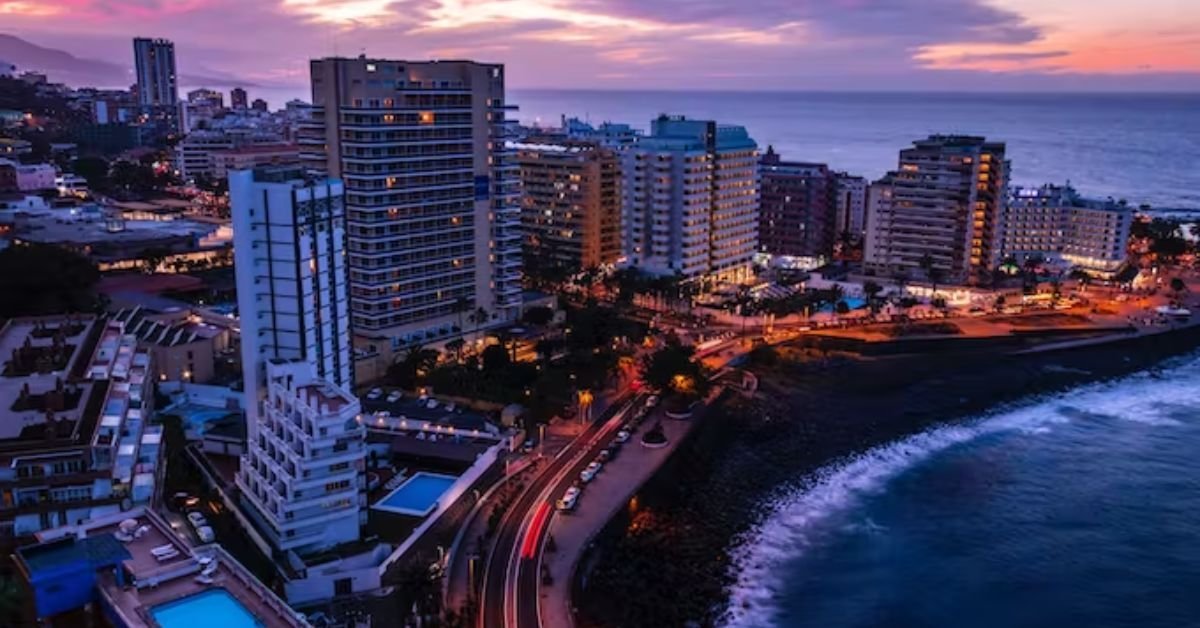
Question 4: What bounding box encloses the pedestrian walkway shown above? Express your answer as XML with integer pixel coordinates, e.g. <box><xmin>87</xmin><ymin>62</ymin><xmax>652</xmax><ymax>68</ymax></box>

<box><xmin>538</xmin><ymin>400</ymin><xmax>712</xmax><ymax>628</ymax></box>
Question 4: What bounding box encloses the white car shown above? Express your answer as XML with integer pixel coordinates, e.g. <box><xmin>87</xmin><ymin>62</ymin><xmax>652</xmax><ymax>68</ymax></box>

<box><xmin>386</xmin><ymin>390</ymin><xmax>403</xmax><ymax>403</ymax></box>
<box><xmin>366</xmin><ymin>387</ymin><xmax>383</xmax><ymax>400</ymax></box>
<box><xmin>615</xmin><ymin>430</ymin><xmax>631</xmax><ymax>443</ymax></box>
<box><xmin>557</xmin><ymin>487</ymin><xmax>581</xmax><ymax>511</ymax></box>
<box><xmin>580</xmin><ymin>461</ymin><xmax>602</xmax><ymax>483</ymax></box>
<box><xmin>186</xmin><ymin>511</ymin><xmax>208</xmax><ymax>529</ymax></box>
<box><xmin>195</xmin><ymin>525</ymin><xmax>215</xmax><ymax>544</ymax></box>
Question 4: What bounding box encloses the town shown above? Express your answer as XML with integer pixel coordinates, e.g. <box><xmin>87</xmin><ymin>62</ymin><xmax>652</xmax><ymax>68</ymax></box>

<box><xmin>1</xmin><ymin>38</ymin><xmax>1198</xmax><ymax>628</ymax></box>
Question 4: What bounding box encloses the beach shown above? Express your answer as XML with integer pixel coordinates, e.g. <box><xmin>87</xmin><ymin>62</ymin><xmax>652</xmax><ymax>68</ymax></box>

<box><xmin>572</xmin><ymin>324</ymin><xmax>1200</xmax><ymax>628</ymax></box>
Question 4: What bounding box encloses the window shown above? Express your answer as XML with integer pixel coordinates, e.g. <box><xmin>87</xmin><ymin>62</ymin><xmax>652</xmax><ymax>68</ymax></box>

<box><xmin>335</xmin><ymin>578</ymin><xmax>353</xmax><ymax>596</ymax></box>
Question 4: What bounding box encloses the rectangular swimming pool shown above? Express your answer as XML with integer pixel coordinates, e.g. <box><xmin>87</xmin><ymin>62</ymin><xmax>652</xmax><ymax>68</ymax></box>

<box><xmin>373</xmin><ymin>472</ymin><xmax>458</xmax><ymax>517</ymax></box>
<box><xmin>150</xmin><ymin>589</ymin><xmax>263</xmax><ymax>628</ymax></box>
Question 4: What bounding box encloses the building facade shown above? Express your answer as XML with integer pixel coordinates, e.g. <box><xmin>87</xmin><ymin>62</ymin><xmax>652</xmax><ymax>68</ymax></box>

<box><xmin>231</xmin><ymin>87</ymin><xmax>249</xmax><ymax>110</ymax></box>
<box><xmin>834</xmin><ymin>173</ymin><xmax>868</xmax><ymax>248</ymax></box>
<box><xmin>132</xmin><ymin>38</ymin><xmax>177</xmax><ymax>108</ymax></box>
<box><xmin>514</xmin><ymin>138</ymin><xmax>622</xmax><ymax>271</ymax></box>
<box><xmin>758</xmin><ymin>147</ymin><xmax>836</xmax><ymax>262</ymax></box>
<box><xmin>863</xmin><ymin>135</ymin><xmax>1007</xmax><ymax>285</ymax></box>
<box><xmin>0</xmin><ymin>316</ymin><xmax>159</xmax><ymax>545</ymax></box>
<box><xmin>623</xmin><ymin>115</ymin><xmax>759</xmax><ymax>283</ymax></box>
<box><xmin>302</xmin><ymin>57</ymin><xmax>522</xmax><ymax>353</ymax></box>
<box><xmin>1001</xmin><ymin>184</ymin><xmax>1133</xmax><ymax>276</ymax></box>
<box><xmin>230</xmin><ymin>167</ymin><xmax>365</xmax><ymax>555</ymax></box>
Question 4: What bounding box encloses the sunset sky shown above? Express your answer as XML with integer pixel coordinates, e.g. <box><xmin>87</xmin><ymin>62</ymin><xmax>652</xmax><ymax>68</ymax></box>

<box><xmin>2</xmin><ymin>0</ymin><xmax>1198</xmax><ymax>92</ymax></box>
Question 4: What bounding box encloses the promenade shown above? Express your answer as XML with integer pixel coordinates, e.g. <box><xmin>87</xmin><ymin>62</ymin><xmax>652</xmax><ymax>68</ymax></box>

<box><xmin>538</xmin><ymin>399</ymin><xmax>714</xmax><ymax>628</ymax></box>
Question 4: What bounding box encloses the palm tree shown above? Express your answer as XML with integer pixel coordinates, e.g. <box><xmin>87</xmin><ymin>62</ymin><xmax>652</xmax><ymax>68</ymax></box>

<box><xmin>452</xmin><ymin>297</ymin><xmax>471</xmax><ymax>333</ymax></box>
<box><xmin>469</xmin><ymin>306</ymin><xmax>489</xmax><ymax>336</ymax></box>
<box><xmin>863</xmin><ymin>280</ymin><xmax>883</xmax><ymax>314</ymax></box>
<box><xmin>446</xmin><ymin>338</ymin><xmax>466</xmax><ymax>363</ymax></box>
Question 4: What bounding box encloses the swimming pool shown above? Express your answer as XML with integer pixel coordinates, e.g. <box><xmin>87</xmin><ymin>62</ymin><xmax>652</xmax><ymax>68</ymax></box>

<box><xmin>163</xmin><ymin>402</ymin><xmax>237</xmax><ymax>434</ymax></box>
<box><xmin>819</xmin><ymin>296</ymin><xmax>867</xmax><ymax>312</ymax></box>
<box><xmin>373</xmin><ymin>472</ymin><xmax>458</xmax><ymax>517</ymax></box>
<box><xmin>150</xmin><ymin>589</ymin><xmax>263</xmax><ymax>628</ymax></box>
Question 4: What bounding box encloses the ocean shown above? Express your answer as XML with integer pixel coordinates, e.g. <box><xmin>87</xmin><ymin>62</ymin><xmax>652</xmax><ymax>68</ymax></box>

<box><xmin>510</xmin><ymin>90</ymin><xmax>1200</xmax><ymax>211</ymax></box>
<box><xmin>724</xmin><ymin>354</ymin><xmax>1200</xmax><ymax>628</ymax></box>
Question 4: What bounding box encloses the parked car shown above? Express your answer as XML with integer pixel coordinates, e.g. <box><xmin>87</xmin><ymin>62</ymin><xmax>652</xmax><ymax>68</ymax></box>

<box><xmin>521</xmin><ymin>439</ymin><xmax>535</xmax><ymax>453</ymax></box>
<box><xmin>604</xmin><ymin>444</ymin><xmax>620</xmax><ymax>461</ymax></box>
<box><xmin>366</xmin><ymin>388</ymin><xmax>383</xmax><ymax>400</ymax></box>
<box><xmin>557</xmin><ymin>487</ymin><xmax>581</xmax><ymax>511</ymax></box>
<box><xmin>580</xmin><ymin>461</ymin><xmax>602</xmax><ymax>483</ymax></box>
<box><xmin>186</xmin><ymin>511</ymin><xmax>208</xmax><ymax>528</ymax></box>
<box><xmin>646</xmin><ymin>395</ymin><xmax>660</xmax><ymax>408</ymax></box>
<box><xmin>615</xmin><ymin>430</ymin><xmax>631</xmax><ymax>443</ymax></box>
<box><xmin>195</xmin><ymin>525</ymin><xmax>215</xmax><ymax>544</ymax></box>
<box><xmin>597</xmin><ymin>449</ymin><xmax>612</xmax><ymax>463</ymax></box>
<box><xmin>386</xmin><ymin>390</ymin><xmax>403</xmax><ymax>403</ymax></box>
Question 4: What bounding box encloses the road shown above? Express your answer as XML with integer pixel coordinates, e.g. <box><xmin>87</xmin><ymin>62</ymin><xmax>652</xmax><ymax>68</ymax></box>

<box><xmin>479</xmin><ymin>391</ymin><xmax>639</xmax><ymax>628</ymax></box>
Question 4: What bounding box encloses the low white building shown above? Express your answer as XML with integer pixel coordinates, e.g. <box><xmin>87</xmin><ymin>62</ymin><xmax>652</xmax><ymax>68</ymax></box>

<box><xmin>1001</xmin><ymin>184</ymin><xmax>1134</xmax><ymax>277</ymax></box>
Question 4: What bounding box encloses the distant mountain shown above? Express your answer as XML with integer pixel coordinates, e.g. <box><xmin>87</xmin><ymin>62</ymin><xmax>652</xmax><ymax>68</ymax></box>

<box><xmin>0</xmin><ymin>33</ymin><xmax>129</xmax><ymax>87</ymax></box>
<box><xmin>0</xmin><ymin>34</ymin><xmax>254</xmax><ymax>90</ymax></box>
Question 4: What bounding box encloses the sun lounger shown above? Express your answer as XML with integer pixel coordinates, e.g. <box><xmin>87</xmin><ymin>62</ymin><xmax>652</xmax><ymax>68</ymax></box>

<box><xmin>150</xmin><ymin>544</ymin><xmax>176</xmax><ymax>556</ymax></box>
<box><xmin>114</xmin><ymin>531</ymin><xmax>134</xmax><ymax>543</ymax></box>
<box><xmin>134</xmin><ymin>525</ymin><xmax>150</xmax><ymax>539</ymax></box>
<box><xmin>195</xmin><ymin>574</ymin><xmax>215</xmax><ymax>585</ymax></box>
<box><xmin>155</xmin><ymin>549</ymin><xmax>181</xmax><ymax>562</ymax></box>
<box><xmin>201</xmin><ymin>560</ymin><xmax>219</xmax><ymax>577</ymax></box>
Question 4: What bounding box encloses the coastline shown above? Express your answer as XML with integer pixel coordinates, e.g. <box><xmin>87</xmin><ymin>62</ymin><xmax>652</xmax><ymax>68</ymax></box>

<box><xmin>572</xmin><ymin>324</ymin><xmax>1200</xmax><ymax>628</ymax></box>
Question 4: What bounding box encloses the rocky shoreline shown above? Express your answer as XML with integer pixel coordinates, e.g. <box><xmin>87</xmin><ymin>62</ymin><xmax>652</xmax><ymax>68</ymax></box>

<box><xmin>573</xmin><ymin>324</ymin><xmax>1200</xmax><ymax>628</ymax></box>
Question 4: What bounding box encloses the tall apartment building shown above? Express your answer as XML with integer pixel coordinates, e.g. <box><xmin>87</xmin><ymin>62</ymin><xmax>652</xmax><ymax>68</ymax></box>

<box><xmin>758</xmin><ymin>147</ymin><xmax>836</xmax><ymax>262</ymax></box>
<box><xmin>0</xmin><ymin>316</ymin><xmax>160</xmax><ymax>546</ymax></box>
<box><xmin>132</xmin><ymin>38</ymin><xmax>177</xmax><ymax>108</ymax></box>
<box><xmin>514</xmin><ymin>138</ymin><xmax>622</xmax><ymax>271</ymax></box>
<box><xmin>1001</xmin><ymin>184</ymin><xmax>1133</xmax><ymax>276</ymax></box>
<box><xmin>863</xmin><ymin>135</ymin><xmax>1007</xmax><ymax>285</ymax></box>
<box><xmin>230</xmin><ymin>167</ymin><xmax>365</xmax><ymax>555</ymax></box>
<box><xmin>624</xmin><ymin>115</ymin><xmax>759</xmax><ymax>283</ymax></box>
<box><xmin>834</xmin><ymin>173</ymin><xmax>868</xmax><ymax>246</ymax></box>
<box><xmin>301</xmin><ymin>57</ymin><xmax>522</xmax><ymax>355</ymax></box>
<box><xmin>231</xmin><ymin>87</ymin><xmax>248</xmax><ymax>110</ymax></box>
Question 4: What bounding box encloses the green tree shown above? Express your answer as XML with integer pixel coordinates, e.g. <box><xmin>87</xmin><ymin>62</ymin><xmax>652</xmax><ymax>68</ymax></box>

<box><xmin>522</xmin><ymin>305</ymin><xmax>555</xmax><ymax>327</ymax></box>
<box><xmin>481</xmin><ymin>344</ymin><xmax>511</xmax><ymax>372</ymax></box>
<box><xmin>0</xmin><ymin>244</ymin><xmax>102</xmax><ymax>317</ymax></box>
<box><xmin>863</xmin><ymin>280</ymin><xmax>884</xmax><ymax>314</ymax></box>
<box><xmin>642</xmin><ymin>336</ymin><xmax>707</xmax><ymax>398</ymax></box>
<box><xmin>139</xmin><ymin>246</ymin><xmax>171</xmax><ymax>274</ymax></box>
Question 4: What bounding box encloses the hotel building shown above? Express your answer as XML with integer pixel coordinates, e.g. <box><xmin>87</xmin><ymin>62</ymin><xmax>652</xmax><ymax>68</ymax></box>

<box><xmin>514</xmin><ymin>137</ymin><xmax>622</xmax><ymax>271</ymax></box>
<box><xmin>864</xmin><ymin>135</ymin><xmax>1007</xmax><ymax>285</ymax></box>
<box><xmin>132</xmin><ymin>38</ymin><xmax>177</xmax><ymax>108</ymax></box>
<box><xmin>0</xmin><ymin>316</ymin><xmax>159</xmax><ymax>548</ymax></box>
<box><xmin>301</xmin><ymin>57</ymin><xmax>522</xmax><ymax>356</ymax></box>
<box><xmin>1001</xmin><ymin>183</ymin><xmax>1133</xmax><ymax>276</ymax></box>
<box><xmin>758</xmin><ymin>147</ymin><xmax>837</xmax><ymax>262</ymax></box>
<box><xmin>230</xmin><ymin>167</ymin><xmax>366</xmax><ymax>556</ymax></box>
<box><xmin>623</xmin><ymin>115</ymin><xmax>759</xmax><ymax>283</ymax></box>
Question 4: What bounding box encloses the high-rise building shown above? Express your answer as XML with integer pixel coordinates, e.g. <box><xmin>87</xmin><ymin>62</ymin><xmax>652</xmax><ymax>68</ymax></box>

<box><xmin>251</xmin><ymin>98</ymin><xmax>269</xmax><ymax>112</ymax></box>
<box><xmin>231</xmin><ymin>87</ymin><xmax>248</xmax><ymax>109</ymax></box>
<box><xmin>863</xmin><ymin>135</ymin><xmax>1007</xmax><ymax>285</ymax></box>
<box><xmin>230</xmin><ymin>166</ymin><xmax>365</xmax><ymax>555</ymax></box>
<box><xmin>302</xmin><ymin>57</ymin><xmax>522</xmax><ymax>356</ymax></box>
<box><xmin>833</xmin><ymin>172</ymin><xmax>868</xmax><ymax>248</ymax></box>
<box><xmin>132</xmin><ymin>38</ymin><xmax>177</xmax><ymax>108</ymax></box>
<box><xmin>514</xmin><ymin>137</ymin><xmax>622</xmax><ymax>271</ymax></box>
<box><xmin>757</xmin><ymin>147</ymin><xmax>836</xmax><ymax>262</ymax></box>
<box><xmin>1001</xmin><ymin>184</ymin><xmax>1133</xmax><ymax>276</ymax></box>
<box><xmin>623</xmin><ymin>115</ymin><xmax>759</xmax><ymax>283</ymax></box>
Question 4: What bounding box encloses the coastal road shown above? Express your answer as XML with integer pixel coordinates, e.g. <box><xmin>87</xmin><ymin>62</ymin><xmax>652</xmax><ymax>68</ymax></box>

<box><xmin>479</xmin><ymin>391</ymin><xmax>639</xmax><ymax>628</ymax></box>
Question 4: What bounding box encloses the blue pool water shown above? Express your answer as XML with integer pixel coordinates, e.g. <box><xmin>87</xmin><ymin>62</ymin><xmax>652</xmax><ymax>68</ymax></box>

<box><xmin>165</xmin><ymin>402</ymin><xmax>236</xmax><ymax>434</ymax></box>
<box><xmin>375</xmin><ymin>472</ymin><xmax>458</xmax><ymax>516</ymax></box>
<box><xmin>819</xmin><ymin>296</ymin><xmax>867</xmax><ymax>313</ymax></box>
<box><xmin>150</xmin><ymin>589</ymin><xmax>262</xmax><ymax>628</ymax></box>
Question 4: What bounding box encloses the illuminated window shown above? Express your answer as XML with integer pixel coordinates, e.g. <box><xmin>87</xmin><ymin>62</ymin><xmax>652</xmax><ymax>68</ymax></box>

<box><xmin>418</xmin><ymin>111</ymin><xmax>435</xmax><ymax>125</ymax></box>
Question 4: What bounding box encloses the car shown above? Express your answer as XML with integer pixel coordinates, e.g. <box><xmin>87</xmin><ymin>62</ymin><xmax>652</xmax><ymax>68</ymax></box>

<box><xmin>580</xmin><ymin>461</ymin><xmax>602</xmax><ymax>483</ymax></box>
<box><xmin>386</xmin><ymin>390</ymin><xmax>403</xmax><ymax>403</ymax></box>
<box><xmin>615</xmin><ymin>429</ymin><xmax>631</xmax><ymax>443</ymax></box>
<box><xmin>597</xmin><ymin>449</ymin><xmax>612</xmax><ymax>463</ymax></box>
<box><xmin>521</xmin><ymin>439</ymin><xmax>535</xmax><ymax>453</ymax></box>
<box><xmin>557</xmin><ymin>487</ymin><xmax>581</xmax><ymax>511</ymax></box>
<box><xmin>366</xmin><ymin>387</ymin><xmax>383</xmax><ymax>400</ymax></box>
<box><xmin>195</xmin><ymin>525</ymin><xmax>215</xmax><ymax>544</ymax></box>
<box><xmin>186</xmin><ymin>511</ymin><xmax>208</xmax><ymax>528</ymax></box>
<box><xmin>604</xmin><ymin>444</ymin><xmax>620</xmax><ymax>461</ymax></box>
<box><xmin>634</xmin><ymin>407</ymin><xmax>649</xmax><ymax>420</ymax></box>
<box><xmin>646</xmin><ymin>395</ymin><xmax>660</xmax><ymax>408</ymax></box>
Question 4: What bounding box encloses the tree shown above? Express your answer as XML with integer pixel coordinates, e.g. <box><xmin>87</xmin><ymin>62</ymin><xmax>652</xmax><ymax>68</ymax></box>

<box><xmin>445</xmin><ymin>338</ymin><xmax>466</xmax><ymax>362</ymax></box>
<box><xmin>72</xmin><ymin>156</ymin><xmax>110</xmax><ymax>191</ymax></box>
<box><xmin>918</xmin><ymin>253</ymin><xmax>944</xmax><ymax>299</ymax></box>
<box><xmin>642</xmin><ymin>336</ymin><xmax>707</xmax><ymax>398</ymax></box>
<box><xmin>863</xmin><ymin>280</ymin><xmax>883</xmax><ymax>313</ymax></box>
<box><xmin>387</xmin><ymin>345</ymin><xmax>439</xmax><ymax>389</ymax></box>
<box><xmin>0</xmin><ymin>244</ymin><xmax>102</xmax><ymax>318</ymax></box>
<box><xmin>139</xmin><ymin>246</ymin><xmax>171</xmax><ymax>274</ymax></box>
<box><xmin>481</xmin><ymin>344</ymin><xmax>511</xmax><ymax>372</ymax></box>
<box><xmin>452</xmin><ymin>297</ymin><xmax>471</xmax><ymax>333</ymax></box>
<box><xmin>993</xmin><ymin>294</ymin><xmax>1007</xmax><ymax>313</ymax></box>
<box><xmin>523</xmin><ymin>306</ymin><xmax>555</xmax><ymax>327</ymax></box>
<box><xmin>1170</xmin><ymin>277</ymin><xmax>1187</xmax><ymax>304</ymax></box>
<box><xmin>469</xmin><ymin>307</ymin><xmax>489</xmax><ymax>335</ymax></box>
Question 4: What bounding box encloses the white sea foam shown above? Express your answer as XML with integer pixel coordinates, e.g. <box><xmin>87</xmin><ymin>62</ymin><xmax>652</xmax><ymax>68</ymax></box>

<box><xmin>721</xmin><ymin>357</ymin><xmax>1200</xmax><ymax>628</ymax></box>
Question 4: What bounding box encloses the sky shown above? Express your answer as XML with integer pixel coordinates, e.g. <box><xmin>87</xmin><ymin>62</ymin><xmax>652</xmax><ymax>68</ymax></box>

<box><xmin>2</xmin><ymin>0</ymin><xmax>1199</xmax><ymax>94</ymax></box>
